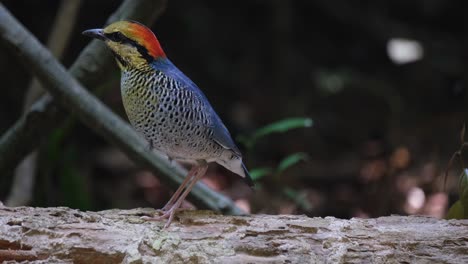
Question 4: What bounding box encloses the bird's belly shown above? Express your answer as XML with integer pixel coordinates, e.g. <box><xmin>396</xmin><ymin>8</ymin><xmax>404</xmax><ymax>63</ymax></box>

<box><xmin>121</xmin><ymin>78</ymin><xmax>223</xmax><ymax>162</ymax></box>
<box><xmin>145</xmin><ymin>124</ymin><xmax>218</xmax><ymax>161</ymax></box>
<box><xmin>123</xmin><ymin>100</ymin><xmax>221</xmax><ymax>161</ymax></box>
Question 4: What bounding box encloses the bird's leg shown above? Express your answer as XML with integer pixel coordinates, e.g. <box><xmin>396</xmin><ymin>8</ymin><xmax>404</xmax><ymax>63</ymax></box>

<box><xmin>157</xmin><ymin>162</ymin><xmax>208</xmax><ymax>228</ymax></box>
<box><xmin>160</xmin><ymin>165</ymin><xmax>198</xmax><ymax>212</ymax></box>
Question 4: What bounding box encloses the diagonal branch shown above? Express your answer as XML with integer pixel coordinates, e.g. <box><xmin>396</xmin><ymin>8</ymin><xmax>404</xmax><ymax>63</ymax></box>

<box><xmin>0</xmin><ymin>0</ymin><xmax>165</xmax><ymax>182</ymax></box>
<box><xmin>0</xmin><ymin>3</ymin><xmax>245</xmax><ymax>215</ymax></box>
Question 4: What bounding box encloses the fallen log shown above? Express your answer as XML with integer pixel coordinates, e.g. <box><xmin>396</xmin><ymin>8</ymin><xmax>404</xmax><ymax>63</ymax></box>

<box><xmin>0</xmin><ymin>206</ymin><xmax>467</xmax><ymax>263</ymax></box>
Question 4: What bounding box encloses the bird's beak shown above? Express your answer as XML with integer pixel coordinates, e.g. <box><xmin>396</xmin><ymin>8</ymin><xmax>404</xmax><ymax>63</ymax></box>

<box><xmin>82</xmin><ymin>29</ymin><xmax>106</xmax><ymax>41</ymax></box>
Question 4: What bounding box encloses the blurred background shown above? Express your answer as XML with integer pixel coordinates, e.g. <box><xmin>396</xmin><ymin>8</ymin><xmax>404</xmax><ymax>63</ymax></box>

<box><xmin>1</xmin><ymin>0</ymin><xmax>467</xmax><ymax>219</ymax></box>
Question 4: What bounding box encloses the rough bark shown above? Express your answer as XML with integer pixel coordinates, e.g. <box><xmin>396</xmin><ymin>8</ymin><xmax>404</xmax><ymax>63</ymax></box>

<box><xmin>0</xmin><ymin>2</ymin><xmax>244</xmax><ymax>215</ymax></box>
<box><xmin>0</xmin><ymin>207</ymin><xmax>466</xmax><ymax>264</ymax></box>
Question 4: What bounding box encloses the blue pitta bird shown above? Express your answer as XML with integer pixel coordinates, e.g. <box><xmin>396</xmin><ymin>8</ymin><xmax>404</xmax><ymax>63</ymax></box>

<box><xmin>83</xmin><ymin>21</ymin><xmax>253</xmax><ymax>227</ymax></box>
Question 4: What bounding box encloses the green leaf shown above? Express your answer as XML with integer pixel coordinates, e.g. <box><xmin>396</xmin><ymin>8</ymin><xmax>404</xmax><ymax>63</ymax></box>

<box><xmin>460</xmin><ymin>169</ymin><xmax>468</xmax><ymax>199</ymax></box>
<box><xmin>447</xmin><ymin>169</ymin><xmax>468</xmax><ymax>219</ymax></box>
<box><xmin>239</xmin><ymin>117</ymin><xmax>313</xmax><ymax>149</ymax></box>
<box><xmin>253</xmin><ymin>117</ymin><xmax>313</xmax><ymax>140</ymax></box>
<box><xmin>59</xmin><ymin>146</ymin><xmax>92</xmax><ymax>210</ymax></box>
<box><xmin>249</xmin><ymin>167</ymin><xmax>274</xmax><ymax>181</ymax></box>
<box><xmin>459</xmin><ymin>169</ymin><xmax>468</xmax><ymax>217</ymax></box>
<box><xmin>283</xmin><ymin>187</ymin><xmax>313</xmax><ymax>211</ymax></box>
<box><xmin>276</xmin><ymin>152</ymin><xmax>309</xmax><ymax>175</ymax></box>
<box><xmin>283</xmin><ymin>187</ymin><xmax>299</xmax><ymax>199</ymax></box>
<box><xmin>446</xmin><ymin>200</ymin><xmax>465</xmax><ymax>219</ymax></box>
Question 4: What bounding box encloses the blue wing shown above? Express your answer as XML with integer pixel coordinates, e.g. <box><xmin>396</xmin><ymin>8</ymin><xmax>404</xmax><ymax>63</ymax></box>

<box><xmin>152</xmin><ymin>59</ymin><xmax>254</xmax><ymax>187</ymax></box>
<box><xmin>210</xmin><ymin>113</ymin><xmax>242</xmax><ymax>156</ymax></box>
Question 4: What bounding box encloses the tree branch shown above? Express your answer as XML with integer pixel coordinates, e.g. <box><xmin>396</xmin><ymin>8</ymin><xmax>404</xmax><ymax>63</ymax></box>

<box><xmin>0</xmin><ymin>96</ymin><xmax>60</xmax><ymax>179</ymax></box>
<box><xmin>0</xmin><ymin>3</ymin><xmax>244</xmax><ymax>215</ymax></box>
<box><xmin>0</xmin><ymin>207</ymin><xmax>467</xmax><ymax>263</ymax></box>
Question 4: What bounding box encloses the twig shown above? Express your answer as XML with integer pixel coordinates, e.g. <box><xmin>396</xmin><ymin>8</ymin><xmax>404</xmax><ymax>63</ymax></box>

<box><xmin>0</xmin><ymin>2</ymin><xmax>245</xmax><ymax>215</ymax></box>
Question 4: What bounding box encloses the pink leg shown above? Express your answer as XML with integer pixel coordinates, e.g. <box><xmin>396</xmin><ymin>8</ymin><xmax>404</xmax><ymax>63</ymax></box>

<box><xmin>160</xmin><ymin>166</ymin><xmax>198</xmax><ymax>211</ymax></box>
<box><xmin>158</xmin><ymin>163</ymin><xmax>208</xmax><ymax>228</ymax></box>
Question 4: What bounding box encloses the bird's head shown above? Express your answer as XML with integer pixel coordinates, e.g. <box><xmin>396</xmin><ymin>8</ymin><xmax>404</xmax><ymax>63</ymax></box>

<box><xmin>82</xmin><ymin>20</ymin><xmax>165</xmax><ymax>69</ymax></box>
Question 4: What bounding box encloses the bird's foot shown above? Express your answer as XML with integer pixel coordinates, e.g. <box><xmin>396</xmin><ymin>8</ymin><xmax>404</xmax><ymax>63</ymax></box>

<box><xmin>152</xmin><ymin>201</ymin><xmax>175</xmax><ymax>214</ymax></box>
<box><xmin>141</xmin><ymin>207</ymin><xmax>176</xmax><ymax>228</ymax></box>
<box><xmin>142</xmin><ymin>207</ymin><xmax>189</xmax><ymax>228</ymax></box>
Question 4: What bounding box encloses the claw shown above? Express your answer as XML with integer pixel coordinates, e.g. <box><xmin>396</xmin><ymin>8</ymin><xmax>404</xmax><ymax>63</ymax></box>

<box><xmin>141</xmin><ymin>207</ymin><xmax>184</xmax><ymax>228</ymax></box>
<box><xmin>164</xmin><ymin>209</ymin><xmax>176</xmax><ymax>228</ymax></box>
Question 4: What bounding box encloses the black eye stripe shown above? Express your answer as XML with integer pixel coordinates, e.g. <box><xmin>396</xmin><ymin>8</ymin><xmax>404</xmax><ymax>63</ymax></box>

<box><xmin>105</xmin><ymin>32</ymin><xmax>126</xmax><ymax>42</ymax></box>
<box><xmin>105</xmin><ymin>31</ymin><xmax>154</xmax><ymax>63</ymax></box>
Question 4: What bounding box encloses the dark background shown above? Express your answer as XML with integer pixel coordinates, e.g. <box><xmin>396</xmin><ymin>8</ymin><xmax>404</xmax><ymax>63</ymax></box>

<box><xmin>1</xmin><ymin>0</ymin><xmax>467</xmax><ymax>218</ymax></box>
